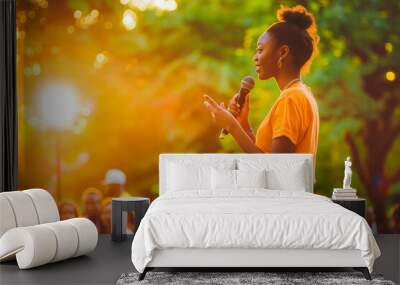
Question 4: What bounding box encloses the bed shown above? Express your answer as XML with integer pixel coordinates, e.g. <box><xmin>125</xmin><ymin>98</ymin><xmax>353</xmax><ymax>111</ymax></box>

<box><xmin>131</xmin><ymin>153</ymin><xmax>380</xmax><ymax>281</ymax></box>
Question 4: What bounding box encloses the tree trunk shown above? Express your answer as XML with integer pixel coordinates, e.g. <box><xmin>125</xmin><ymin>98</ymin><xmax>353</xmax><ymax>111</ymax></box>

<box><xmin>345</xmin><ymin>132</ymin><xmax>391</xmax><ymax>232</ymax></box>
<box><xmin>368</xmin><ymin>184</ymin><xmax>390</xmax><ymax>233</ymax></box>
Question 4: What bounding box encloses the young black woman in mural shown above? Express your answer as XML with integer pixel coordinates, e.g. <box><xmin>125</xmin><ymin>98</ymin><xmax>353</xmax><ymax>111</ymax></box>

<box><xmin>204</xmin><ymin>5</ymin><xmax>320</xmax><ymax>166</ymax></box>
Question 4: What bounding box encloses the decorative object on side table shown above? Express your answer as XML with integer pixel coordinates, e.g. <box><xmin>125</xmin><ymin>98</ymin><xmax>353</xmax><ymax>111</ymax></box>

<box><xmin>331</xmin><ymin>156</ymin><xmax>365</xmax><ymax>217</ymax></box>
<box><xmin>332</xmin><ymin>157</ymin><xmax>358</xmax><ymax>200</ymax></box>
<box><xmin>112</xmin><ymin>197</ymin><xmax>150</xmax><ymax>242</ymax></box>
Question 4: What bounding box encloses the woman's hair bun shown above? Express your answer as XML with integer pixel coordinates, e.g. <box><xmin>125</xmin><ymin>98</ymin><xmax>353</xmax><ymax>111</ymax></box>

<box><xmin>277</xmin><ymin>5</ymin><xmax>315</xmax><ymax>32</ymax></box>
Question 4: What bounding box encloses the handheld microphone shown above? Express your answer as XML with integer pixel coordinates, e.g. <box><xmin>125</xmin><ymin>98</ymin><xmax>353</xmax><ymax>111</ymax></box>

<box><xmin>219</xmin><ymin>76</ymin><xmax>255</xmax><ymax>139</ymax></box>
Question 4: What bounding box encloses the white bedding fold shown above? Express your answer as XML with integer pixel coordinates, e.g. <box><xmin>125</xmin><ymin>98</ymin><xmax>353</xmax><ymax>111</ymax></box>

<box><xmin>131</xmin><ymin>190</ymin><xmax>380</xmax><ymax>273</ymax></box>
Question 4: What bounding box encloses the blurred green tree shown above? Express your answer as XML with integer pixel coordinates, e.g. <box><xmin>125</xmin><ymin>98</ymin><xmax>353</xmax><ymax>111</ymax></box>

<box><xmin>305</xmin><ymin>0</ymin><xmax>400</xmax><ymax>232</ymax></box>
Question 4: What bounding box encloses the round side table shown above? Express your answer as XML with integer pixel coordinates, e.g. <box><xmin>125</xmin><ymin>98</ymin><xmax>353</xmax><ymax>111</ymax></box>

<box><xmin>111</xmin><ymin>197</ymin><xmax>150</xmax><ymax>242</ymax></box>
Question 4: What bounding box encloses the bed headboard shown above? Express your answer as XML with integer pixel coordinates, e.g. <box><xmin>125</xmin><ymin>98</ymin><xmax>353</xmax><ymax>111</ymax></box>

<box><xmin>159</xmin><ymin>153</ymin><xmax>314</xmax><ymax>195</ymax></box>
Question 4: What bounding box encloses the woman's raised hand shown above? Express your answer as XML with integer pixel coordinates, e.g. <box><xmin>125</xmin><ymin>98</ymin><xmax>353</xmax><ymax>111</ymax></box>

<box><xmin>203</xmin><ymin>94</ymin><xmax>237</xmax><ymax>132</ymax></box>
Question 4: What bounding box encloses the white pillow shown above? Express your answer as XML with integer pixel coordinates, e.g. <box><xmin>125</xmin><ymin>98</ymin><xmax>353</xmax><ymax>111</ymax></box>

<box><xmin>211</xmin><ymin>168</ymin><xmax>267</xmax><ymax>190</ymax></box>
<box><xmin>167</xmin><ymin>162</ymin><xmax>210</xmax><ymax>191</ymax></box>
<box><xmin>266</xmin><ymin>167</ymin><xmax>307</xmax><ymax>191</ymax></box>
<box><xmin>211</xmin><ymin>168</ymin><xmax>236</xmax><ymax>190</ymax></box>
<box><xmin>166</xmin><ymin>159</ymin><xmax>236</xmax><ymax>192</ymax></box>
<box><xmin>237</xmin><ymin>169</ymin><xmax>267</xmax><ymax>189</ymax></box>
<box><xmin>238</xmin><ymin>159</ymin><xmax>309</xmax><ymax>192</ymax></box>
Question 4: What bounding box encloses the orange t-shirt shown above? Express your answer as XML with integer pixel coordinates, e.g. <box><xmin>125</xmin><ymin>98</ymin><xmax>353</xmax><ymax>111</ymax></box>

<box><xmin>255</xmin><ymin>83</ymin><xmax>319</xmax><ymax>167</ymax></box>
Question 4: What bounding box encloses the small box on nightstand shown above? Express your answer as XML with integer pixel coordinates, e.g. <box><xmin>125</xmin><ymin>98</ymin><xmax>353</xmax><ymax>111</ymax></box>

<box><xmin>331</xmin><ymin>198</ymin><xmax>366</xmax><ymax>218</ymax></box>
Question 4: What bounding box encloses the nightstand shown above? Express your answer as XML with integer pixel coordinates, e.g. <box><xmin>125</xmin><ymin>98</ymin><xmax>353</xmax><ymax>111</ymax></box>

<box><xmin>111</xmin><ymin>197</ymin><xmax>150</xmax><ymax>242</ymax></box>
<box><xmin>331</xmin><ymin>198</ymin><xmax>366</xmax><ymax>218</ymax></box>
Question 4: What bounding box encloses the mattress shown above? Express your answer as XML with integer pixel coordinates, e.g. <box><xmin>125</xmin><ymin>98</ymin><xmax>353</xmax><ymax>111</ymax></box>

<box><xmin>131</xmin><ymin>189</ymin><xmax>380</xmax><ymax>273</ymax></box>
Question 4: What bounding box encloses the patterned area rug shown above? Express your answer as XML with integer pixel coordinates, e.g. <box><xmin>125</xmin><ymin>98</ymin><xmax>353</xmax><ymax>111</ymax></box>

<box><xmin>116</xmin><ymin>271</ymin><xmax>396</xmax><ymax>285</ymax></box>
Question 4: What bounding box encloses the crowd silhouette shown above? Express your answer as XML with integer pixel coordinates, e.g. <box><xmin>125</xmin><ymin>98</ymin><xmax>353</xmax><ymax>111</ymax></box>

<box><xmin>58</xmin><ymin>169</ymin><xmax>134</xmax><ymax>234</ymax></box>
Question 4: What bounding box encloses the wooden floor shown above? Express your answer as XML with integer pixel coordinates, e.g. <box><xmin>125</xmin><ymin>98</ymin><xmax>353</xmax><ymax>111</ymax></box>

<box><xmin>0</xmin><ymin>235</ymin><xmax>135</xmax><ymax>285</ymax></box>
<box><xmin>0</xmin><ymin>234</ymin><xmax>398</xmax><ymax>285</ymax></box>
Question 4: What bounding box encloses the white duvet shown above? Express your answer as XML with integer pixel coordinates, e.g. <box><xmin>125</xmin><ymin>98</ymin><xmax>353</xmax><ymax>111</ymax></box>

<box><xmin>131</xmin><ymin>189</ymin><xmax>380</xmax><ymax>273</ymax></box>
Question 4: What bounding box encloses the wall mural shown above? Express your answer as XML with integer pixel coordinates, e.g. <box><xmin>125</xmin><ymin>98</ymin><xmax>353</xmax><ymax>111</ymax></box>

<box><xmin>16</xmin><ymin>0</ymin><xmax>400</xmax><ymax>233</ymax></box>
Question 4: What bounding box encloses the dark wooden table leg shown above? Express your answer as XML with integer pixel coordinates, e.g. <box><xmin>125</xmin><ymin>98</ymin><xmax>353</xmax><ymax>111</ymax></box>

<box><xmin>112</xmin><ymin>201</ymin><xmax>123</xmax><ymax>241</ymax></box>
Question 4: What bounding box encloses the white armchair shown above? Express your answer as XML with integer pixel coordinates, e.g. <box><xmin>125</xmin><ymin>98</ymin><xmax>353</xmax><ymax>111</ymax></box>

<box><xmin>0</xmin><ymin>189</ymin><xmax>98</xmax><ymax>269</ymax></box>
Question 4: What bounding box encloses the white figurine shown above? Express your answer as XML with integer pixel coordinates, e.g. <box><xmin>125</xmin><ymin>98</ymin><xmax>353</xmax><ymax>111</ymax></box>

<box><xmin>343</xmin><ymin>156</ymin><xmax>352</xmax><ymax>189</ymax></box>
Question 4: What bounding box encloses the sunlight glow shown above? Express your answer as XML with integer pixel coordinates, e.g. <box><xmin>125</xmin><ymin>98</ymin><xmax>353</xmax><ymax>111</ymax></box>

<box><xmin>385</xmin><ymin>42</ymin><xmax>393</xmax><ymax>53</ymax></box>
<box><xmin>122</xmin><ymin>9</ymin><xmax>137</xmax><ymax>30</ymax></box>
<box><xmin>153</xmin><ymin>0</ymin><xmax>177</xmax><ymax>11</ymax></box>
<box><xmin>33</xmin><ymin>81</ymin><xmax>81</xmax><ymax>130</ymax></box>
<box><xmin>73</xmin><ymin>10</ymin><xmax>82</xmax><ymax>19</ymax></box>
<box><xmin>94</xmin><ymin>52</ymin><xmax>108</xmax><ymax>69</ymax></box>
<box><xmin>123</xmin><ymin>0</ymin><xmax>177</xmax><ymax>11</ymax></box>
<box><xmin>386</xmin><ymin>71</ymin><xmax>396</xmax><ymax>81</ymax></box>
<box><xmin>128</xmin><ymin>0</ymin><xmax>151</xmax><ymax>11</ymax></box>
<box><xmin>74</xmin><ymin>9</ymin><xmax>99</xmax><ymax>29</ymax></box>
<box><xmin>96</xmin><ymin>53</ymin><xmax>106</xmax><ymax>63</ymax></box>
